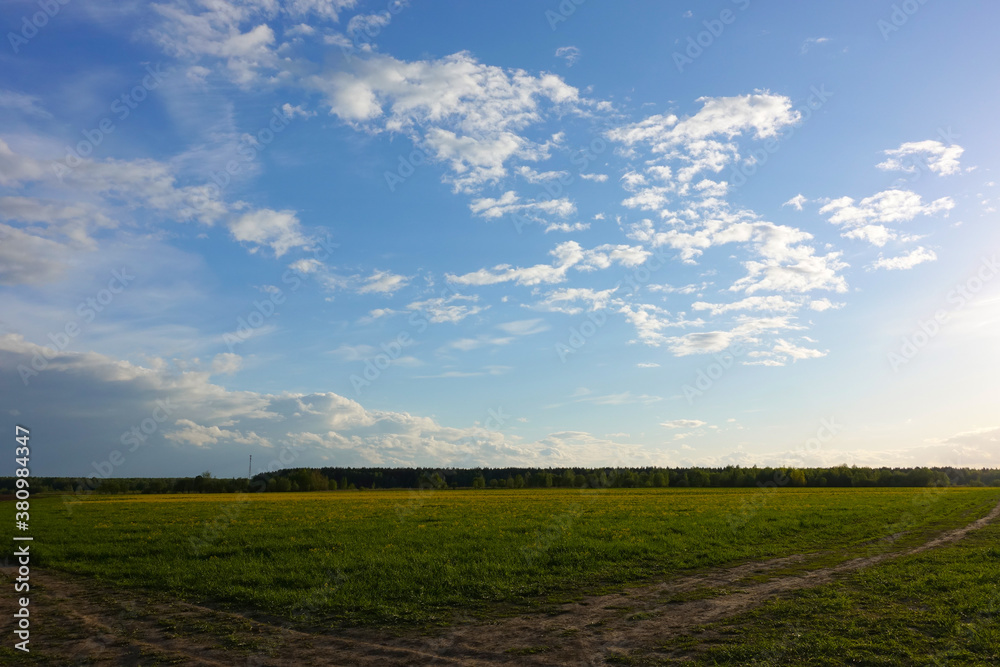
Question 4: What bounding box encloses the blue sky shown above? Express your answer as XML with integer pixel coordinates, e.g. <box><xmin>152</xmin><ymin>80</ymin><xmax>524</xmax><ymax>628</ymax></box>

<box><xmin>1</xmin><ymin>0</ymin><xmax>998</xmax><ymax>477</ymax></box>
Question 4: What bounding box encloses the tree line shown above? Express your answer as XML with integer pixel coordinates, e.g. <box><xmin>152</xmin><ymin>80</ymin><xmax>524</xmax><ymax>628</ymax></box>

<box><xmin>4</xmin><ymin>465</ymin><xmax>1000</xmax><ymax>496</ymax></box>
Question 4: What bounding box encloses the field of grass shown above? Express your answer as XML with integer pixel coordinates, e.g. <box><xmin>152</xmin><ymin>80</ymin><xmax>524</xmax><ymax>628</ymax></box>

<box><xmin>661</xmin><ymin>510</ymin><xmax>1000</xmax><ymax>665</ymax></box>
<box><xmin>12</xmin><ymin>487</ymin><xmax>1000</xmax><ymax>629</ymax></box>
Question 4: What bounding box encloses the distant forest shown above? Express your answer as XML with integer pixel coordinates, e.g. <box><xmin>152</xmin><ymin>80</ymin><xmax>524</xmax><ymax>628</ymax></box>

<box><xmin>5</xmin><ymin>465</ymin><xmax>1000</xmax><ymax>496</ymax></box>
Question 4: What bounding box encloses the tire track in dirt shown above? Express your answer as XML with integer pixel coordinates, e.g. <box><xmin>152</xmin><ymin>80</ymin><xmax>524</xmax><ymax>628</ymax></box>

<box><xmin>3</xmin><ymin>498</ymin><xmax>998</xmax><ymax>665</ymax></box>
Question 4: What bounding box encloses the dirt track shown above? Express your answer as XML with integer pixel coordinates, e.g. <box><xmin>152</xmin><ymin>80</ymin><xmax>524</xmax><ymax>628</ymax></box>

<box><xmin>3</xmin><ymin>499</ymin><xmax>999</xmax><ymax>666</ymax></box>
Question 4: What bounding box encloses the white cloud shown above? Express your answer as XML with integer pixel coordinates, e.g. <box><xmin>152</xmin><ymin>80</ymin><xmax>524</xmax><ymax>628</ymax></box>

<box><xmin>347</xmin><ymin>11</ymin><xmax>392</xmax><ymax>37</ymax></box>
<box><xmin>729</xmin><ymin>224</ymin><xmax>849</xmax><ymax>294</ymax></box>
<box><xmin>545</xmin><ymin>221</ymin><xmax>590</xmax><ymax>233</ymax></box>
<box><xmin>357</xmin><ymin>269</ymin><xmax>410</xmax><ymax>295</ymax></box>
<box><xmin>870</xmin><ymin>246</ymin><xmax>937</xmax><ymax>271</ymax></box>
<box><xmin>211</xmin><ymin>352</ymin><xmax>243</xmax><ymax>375</ymax></box>
<box><xmin>783</xmin><ymin>194</ymin><xmax>808</xmax><ymax>211</ymax></box>
<box><xmin>229</xmin><ymin>209</ymin><xmax>311</xmax><ymax>257</ymax></box>
<box><xmin>166</xmin><ymin>419</ymin><xmax>272</xmax><ymax>448</ymax></box>
<box><xmin>0</xmin><ymin>334</ymin><xmax>659</xmax><ymax>469</ymax></box>
<box><xmin>661</xmin><ymin>419</ymin><xmax>706</xmax><ymax>429</ymax></box>
<box><xmin>555</xmin><ymin>46</ymin><xmax>581</xmax><ymax>66</ymax></box>
<box><xmin>312</xmin><ymin>51</ymin><xmax>581</xmax><ymax>192</ymax></box>
<box><xmin>289</xmin><ymin>258</ymin><xmax>323</xmax><ymax>274</ymax></box>
<box><xmin>692</xmin><ymin>295</ymin><xmax>801</xmax><ymax>316</ymax></box>
<box><xmin>532</xmin><ymin>287</ymin><xmax>618</xmax><ymax>314</ymax></box>
<box><xmin>809</xmin><ymin>298</ymin><xmax>844</xmax><ymax>312</ymax></box>
<box><xmin>281</xmin><ymin>103</ymin><xmax>315</xmax><ymax>119</ymax></box>
<box><xmin>151</xmin><ymin>0</ymin><xmax>358</xmax><ymax>85</ymax></box>
<box><xmin>0</xmin><ymin>90</ymin><xmax>51</xmax><ymax>117</ymax></box>
<box><xmin>469</xmin><ymin>190</ymin><xmax>575</xmax><ymax>222</ymax></box>
<box><xmin>843</xmin><ymin>224</ymin><xmax>896</xmax><ymax>247</ymax></box>
<box><xmin>665</xmin><ymin>331</ymin><xmax>733</xmax><ymax>356</ymax></box>
<box><xmin>659</xmin><ymin>315</ymin><xmax>803</xmax><ymax>356</ymax></box>
<box><xmin>820</xmin><ymin>189</ymin><xmax>954</xmax><ymax>230</ymax></box>
<box><xmin>878</xmin><ymin>140</ymin><xmax>965</xmax><ymax>176</ymax></box>
<box><xmin>406</xmin><ymin>293</ymin><xmax>485</xmax><ymax>323</ymax></box>
<box><xmin>447</xmin><ymin>241</ymin><xmax>648</xmax><ymax>286</ymax></box>
<box><xmin>619</xmin><ymin>303</ymin><xmax>704</xmax><ymax>347</ymax></box>
<box><xmin>496</xmin><ymin>318</ymin><xmax>549</xmax><ymax>336</ymax></box>
<box><xmin>773</xmin><ymin>338</ymin><xmax>826</xmax><ymax>361</ymax></box>
<box><xmin>608</xmin><ymin>93</ymin><xmax>801</xmax><ymax>183</ymax></box>
<box><xmin>516</xmin><ymin>166</ymin><xmax>570</xmax><ymax>183</ymax></box>
<box><xmin>800</xmin><ymin>37</ymin><xmax>830</xmax><ymax>53</ymax></box>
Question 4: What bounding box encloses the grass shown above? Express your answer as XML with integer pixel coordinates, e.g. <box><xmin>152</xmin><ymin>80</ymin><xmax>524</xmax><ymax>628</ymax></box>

<box><xmin>649</xmin><ymin>511</ymin><xmax>1000</xmax><ymax>665</ymax></box>
<box><xmin>9</xmin><ymin>487</ymin><xmax>1000</xmax><ymax>629</ymax></box>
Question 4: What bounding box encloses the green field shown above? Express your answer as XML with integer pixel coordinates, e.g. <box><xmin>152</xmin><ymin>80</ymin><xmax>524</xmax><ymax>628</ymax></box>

<box><xmin>666</xmin><ymin>513</ymin><xmax>1000</xmax><ymax>665</ymax></box>
<box><xmin>14</xmin><ymin>486</ymin><xmax>1000</xmax><ymax>629</ymax></box>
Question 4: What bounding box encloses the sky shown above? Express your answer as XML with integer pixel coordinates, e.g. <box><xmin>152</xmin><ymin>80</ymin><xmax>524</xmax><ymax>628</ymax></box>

<box><xmin>1</xmin><ymin>0</ymin><xmax>999</xmax><ymax>478</ymax></box>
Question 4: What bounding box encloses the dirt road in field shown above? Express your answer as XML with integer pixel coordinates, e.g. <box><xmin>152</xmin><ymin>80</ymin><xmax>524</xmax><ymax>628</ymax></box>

<box><xmin>3</xmin><ymin>498</ymin><xmax>998</xmax><ymax>666</ymax></box>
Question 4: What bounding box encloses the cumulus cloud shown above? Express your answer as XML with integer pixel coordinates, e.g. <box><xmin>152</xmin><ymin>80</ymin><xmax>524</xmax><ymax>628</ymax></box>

<box><xmin>0</xmin><ymin>334</ymin><xmax>653</xmax><ymax>472</ymax></box>
<box><xmin>820</xmin><ymin>189</ymin><xmax>955</xmax><ymax>229</ymax></box>
<box><xmin>783</xmin><ymin>194</ymin><xmax>808</xmax><ymax>211</ymax></box>
<box><xmin>659</xmin><ymin>315</ymin><xmax>803</xmax><ymax>357</ymax></box>
<box><xmin>878</xmin><ymin>140</ymin><xmax>965</xmax><ymax>176</ymax></box>
<box><xmin>312</xmin><ymin>51</ymin><xmax>581</xmax><ymax>192</ymax></box>
<box><xmin>229</xmin><ymin>209</ymin><xmax>311</xmax><ymax>257</ymax></box>
<box><xmin>608</xmin><ymin>92</ymin><xmax>801</xmax><ymax>183</ymax></box>
<box><xmin>870</xmin><ymin>246</ymin><xmax>937</xmax><ymax>271</ymax></box>
<box><xmin>447</xmin><ymin>241</ymin><xmax>648</xmax><ymax>286</ymax></box>
<box><xmin>151</xmin><ymin>0</ymin><xmax>358</xmax><ymax>85</ymax></box>
<box><xmin>618</xmin><ymin>303</ymin><xmax>704</xmax><ymax>347</ymax></box>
